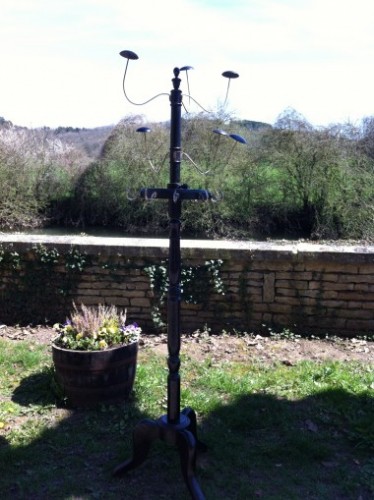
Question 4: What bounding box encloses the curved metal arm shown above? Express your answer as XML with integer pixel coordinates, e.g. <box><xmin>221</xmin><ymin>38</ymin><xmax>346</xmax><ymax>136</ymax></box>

<box><xmin>122</xmin><ymin>58</ymin><xmax>169</xmax><ymax>106</ymax></box>
<box><xmin>182</xmin><ymin>152</ymin><xmax>210</xmax><ymax>175</ymax></box>
<box><xmin>181</xmin><ymin>94</ymin><xmax>211</xmax><ymax>114</ymax></box>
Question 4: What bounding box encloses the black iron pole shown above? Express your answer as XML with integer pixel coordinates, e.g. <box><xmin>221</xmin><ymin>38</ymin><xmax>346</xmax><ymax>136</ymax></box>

<box><xmin>114</xmin><ymin>65</ymin><xmax>206</xmax><ymax>500</ymax></box>
<box><xmin>167</xmin><ymin>68</ymin><xmax>183</xmax><ymax>425</ymax></box>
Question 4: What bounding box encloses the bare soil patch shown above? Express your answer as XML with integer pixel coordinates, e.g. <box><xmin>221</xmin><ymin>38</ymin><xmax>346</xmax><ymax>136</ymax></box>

<box><xmin>1</xmin><ymin>324</ymin><xmax>373</xmax><ymax>365</ymax></box>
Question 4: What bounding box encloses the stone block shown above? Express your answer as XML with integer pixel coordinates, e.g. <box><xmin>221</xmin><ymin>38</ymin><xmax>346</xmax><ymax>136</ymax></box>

<box><xmin>263</xmin><ymin>273</ymin><xmax>275</xmax><ymax>303</ymax></box>
<box><xmin>130</xmin><ymin>298</ymin><xmax>151</xmax><ymax>308</ymax></box>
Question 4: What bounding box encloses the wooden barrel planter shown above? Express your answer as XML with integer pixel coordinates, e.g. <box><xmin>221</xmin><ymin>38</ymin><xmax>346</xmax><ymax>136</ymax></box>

<box><xmin>52</xmin><ymin>341</ymin><xmax>138</xmax><ymax>408</ymax></box>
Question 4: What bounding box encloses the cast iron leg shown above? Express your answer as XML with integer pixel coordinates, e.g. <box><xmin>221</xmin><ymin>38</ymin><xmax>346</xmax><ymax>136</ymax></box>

<box><xmin>113</xmin><ymin>418</ymin><xmax>160</xmax><ymax>477</ymax></box>
<box><xmin>113</xmin><ymin>411</ymin><xmax>207</xmax><ymax>499</ymax></box>
<box><xmin>177</xmin><ymin>429</ymin><xmax>205</xmax><ymax>500</ymax></box>
<box><xmin>182</xmin><ymin>407</ymin><xmax>208</xmax><ymax>453</ymax></box>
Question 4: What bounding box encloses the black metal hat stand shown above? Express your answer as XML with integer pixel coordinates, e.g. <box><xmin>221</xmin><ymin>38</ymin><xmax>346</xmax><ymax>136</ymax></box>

<box><xmin>113</xmin><ymin>67</ymin><xmax>210</xmax><ymax>500</ymax></box>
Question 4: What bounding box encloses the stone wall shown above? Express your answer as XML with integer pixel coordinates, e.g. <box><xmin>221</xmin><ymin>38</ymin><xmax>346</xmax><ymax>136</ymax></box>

<box><xmin>1</xmin><ymin>234</ymin><xmax>374</xmax><ymax>336</ymax></box>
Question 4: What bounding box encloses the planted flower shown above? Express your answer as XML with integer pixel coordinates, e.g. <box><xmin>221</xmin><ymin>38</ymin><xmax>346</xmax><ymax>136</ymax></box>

<box><xmin>53</xmin><ymin>303</ymin><xmax>141</xmax><ymax>351</ymax></box>
<box><xmin>52</xmin><ymin>303</ymin><xmax>141</xmax><ymax>407</ymax></box>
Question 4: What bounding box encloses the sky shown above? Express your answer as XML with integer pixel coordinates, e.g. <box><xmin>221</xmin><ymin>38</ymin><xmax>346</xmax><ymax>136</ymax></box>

<box><xmin>1</xmin><ymin>0</ymin><xmax>373</xmax><ymax>129</ymax></box>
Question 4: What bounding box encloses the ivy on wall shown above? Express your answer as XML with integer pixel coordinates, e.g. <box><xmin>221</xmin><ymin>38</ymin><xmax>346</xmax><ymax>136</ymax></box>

<box><xmin>0</xmin><ymin>244</ymin><xmax>226</xmax><ymax>330</ymax></box>
<box><xmin>144</xmin><ymin>259</ymin><xmax>226</xmax><ymax>330</ymax></box>
<box><xmin>0</xmin><ymin>245</ymin><xmax>89</xmax><ymax>324</ymax></box>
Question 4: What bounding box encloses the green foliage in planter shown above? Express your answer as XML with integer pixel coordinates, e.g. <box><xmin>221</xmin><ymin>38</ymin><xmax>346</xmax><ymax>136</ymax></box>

<box><xmin>53</xmin><ymin>303</ymin><xmax>141</xmax><ymax>351</ymax></box>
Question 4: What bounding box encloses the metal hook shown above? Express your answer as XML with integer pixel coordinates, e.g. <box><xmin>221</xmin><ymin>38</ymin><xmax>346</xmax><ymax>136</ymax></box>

<box><xmin>210</xmin><ymin>190</ymin><xmax>224</xmax><ymax>203</ymax></box>
<box><xmin>126</xmin><ymin>188</ymin><xmax>138</xmax><ymax>201</ymax></box>
<box><xmin>136</xmin><ymin>126</ymin><xmax>151</xmax><ymax>155</ymax></box>
<box><xmin>173</xmin><ymin>189</ymin><xmax>180</xmax><ymax>203</ymax></box>
<box><xmin>226</xmin><ymin>133</ymin><xmax>247</xmax><ymax>163</ymax></box>
<box><xmin>143</xmin><ymin>188</ymin><xmax>158</xmax><ymax>201</ymax></box>
<box><xmin>222</xmin><ymin>70</ymin><xmax>239</xmax><ymax>107</ymax></box>
<box><xmin>136</xmin><ymin>127</ymin><xmax>167</xmax><ymax>173</ymax></box>
<box><xmin>211</xmin><ymin>129</ymin><xmax>247</xmax><ymax>166</ymax></box>
<box><xmin>212</xmin><ymin>128</ymin><xmax>229</xmax><ymax>164</ymax></box>
<box><xmin>180</xmin><ymin>66</ymin><xmax>193</xmax><ymax>106</ymax></box>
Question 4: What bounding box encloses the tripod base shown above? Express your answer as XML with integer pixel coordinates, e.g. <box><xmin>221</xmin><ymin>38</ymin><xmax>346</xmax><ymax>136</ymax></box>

<box><xmin>113</xmin><ymin>407</ymin><xmax>206</xmax><ymax>500</ymax></box>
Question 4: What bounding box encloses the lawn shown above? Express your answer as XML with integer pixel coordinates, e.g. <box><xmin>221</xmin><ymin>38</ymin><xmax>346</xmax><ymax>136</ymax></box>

<box><xmin>0</xmin><ymin>328</ymin><xmax>373</xmax><ymax>499</ymax></box>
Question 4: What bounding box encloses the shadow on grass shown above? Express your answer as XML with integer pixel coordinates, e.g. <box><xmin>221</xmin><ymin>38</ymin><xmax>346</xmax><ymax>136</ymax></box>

<box><xmin>12</xmin><ymin>367</ymin><xmax>58</xmax><ymax>407</ymax></box>
<box><xmin>3</xmin><ymin>369</ymin><xmax>192</xmax><ymax>499</ymax></box>
<box><xmin>1</xmin><ymin>371</ymin><xmax>373</xmax><ymax>499</ymax></box>
<box><xmin>200</xmin><ymin>390</ymin><xmax>374</xmax><ymax>499</ymax></box>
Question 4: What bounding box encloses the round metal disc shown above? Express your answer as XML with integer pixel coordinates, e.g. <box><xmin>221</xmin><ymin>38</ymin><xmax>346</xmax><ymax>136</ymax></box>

<box><xmin>119</xmin><ymin>50</ymin><xmax>139</xmax><ymax>60</ymax></box>
<box><xmin>222</xmin><ymin>70</ymin><xmax>239</xmax><ymax>79</ymax></box>
<box><xmin>212</xmin><ymin>129</ymin><xmax>228</xmax><ymax>136</ymax></box>
<box><xmin>136</xmin><ymin>127</ymin><xmax>151</xmax><ymax>133</ymax></box>
<box><xmin>229</xmin><ymin>133</ymin><xmax>247</xmax><ymax>144</ymax></box>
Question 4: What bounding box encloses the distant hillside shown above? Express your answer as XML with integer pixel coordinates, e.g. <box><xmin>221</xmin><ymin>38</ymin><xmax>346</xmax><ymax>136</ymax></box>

<box><xmin>47</xmin><ymin>118</ymin><xmax>272</xmax><ymax>159</ymax></box>
<box><xmin>0</xmin><ymin>116</ymin><xmax>13</xmax><ymax>128</ymax></box>
<box><xmin>52</xmin><ymin>125</ymin><xmax>114</xmax><ymax>159</ymax></box>
<box><xmin>0</xmin><ymin>116</ymin><xmax>115</xmax><ymax>160</ymax></box>
<box><xmin>235</xmin><ymin>119</ymin><xmax>272</xmax><ymax>131</ymax></box>
<box><xmin>0</xmin><ymin>115</ymin><xmax>271</xmax><ymax>161</ymax></box>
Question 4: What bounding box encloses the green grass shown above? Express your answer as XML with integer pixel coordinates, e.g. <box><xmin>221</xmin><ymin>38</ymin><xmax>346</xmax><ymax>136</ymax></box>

<box><xmin>0</xmin><ymin>338</ymin><xmax>373</xmax><ymax>499</ymax></box>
